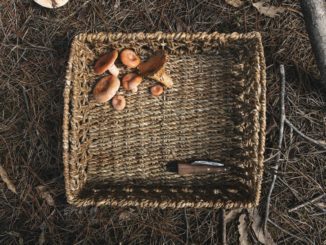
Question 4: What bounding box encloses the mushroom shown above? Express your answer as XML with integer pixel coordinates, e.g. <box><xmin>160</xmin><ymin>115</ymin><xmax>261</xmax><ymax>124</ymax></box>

<box><xmin>94</xmin><ymin>50</ymin><xmax>119</xmax><ymax>76</ymax></box>
<box><xmin>138</xmin><ymin>51</ymin><xmax>173</xmax><ymax>88</ymax></box>
<box><xmin>33</xmin><ymin>0</ymin><xmax>69</xmax><ymax>8</ymax></box>
<box><xmin>112</xmin><ymin>95</ymin><xmax>126</xmax><ymax>111</ymax></box>
<box><xmin>150</xmin><ymin>85</ymin><xmax>164</xmax><ymax>96</ymax></box>
<box><xmin>122</xmin><ymin>73</ymin><xmax>143</xmax><ymax>93</ymax></box>
<box><xmin>120</xmin><ymin>49</ymin><xmax>141</xmax><ymax>68</ymax></box>
<box><xmin>93</xmin><ymin>75</ymin><xmax>120</xmax><ymax>103</ymax></box>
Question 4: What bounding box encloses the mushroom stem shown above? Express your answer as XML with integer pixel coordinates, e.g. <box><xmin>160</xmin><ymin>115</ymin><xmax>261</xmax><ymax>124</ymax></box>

<box><xmin>108</xmin><ymin>64</ymin><xmax>120</xmax><ymax>77</ymax></box>
<box><xmin>129</xmin><ymin>77</ymin><xmax>143</xmax><ymax>92</ymax></box>
<box><xmin>94</xmin><ymin>50</ymin><xmax>119</xmax><ymax>75</ymax></box>
<box><xmin>138</xmin><ymin>52</ymin><xmax>173</xmax><ymax>88</ymax></box>
<box><xmin>150</xmin><ymin>72</ymin><xmax>173</xmax><ymax>88</ymax></box>
<box><xmin>122</xmin><ymin>73</ymin><xmax>142</xmax><ymax>93</ymax></box>
<box><xmin>131</xmin><ymin>87</ymin><xmax>138</xmax><ymax>93</ymax></box>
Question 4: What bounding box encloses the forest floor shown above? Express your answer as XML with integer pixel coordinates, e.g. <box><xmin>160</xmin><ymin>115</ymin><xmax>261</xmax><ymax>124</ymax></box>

<box><xmin>0</xmin><ymin>0</ymin><xmax>325</xmax><ymax>244</ymax></box>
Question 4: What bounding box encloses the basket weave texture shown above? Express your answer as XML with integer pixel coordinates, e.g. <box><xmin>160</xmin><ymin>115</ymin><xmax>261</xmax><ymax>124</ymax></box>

<box><xmin>63</xmin><ymin>32</ymin><xmax>266</xmax><ymax>208</ymax></box>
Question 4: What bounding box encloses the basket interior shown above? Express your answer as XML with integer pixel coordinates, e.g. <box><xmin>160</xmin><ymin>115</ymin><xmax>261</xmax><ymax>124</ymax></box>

<box><xmin>64</xmin><ymin>33</ymin><xmax>265</xmax><ymax>207</ymax></box>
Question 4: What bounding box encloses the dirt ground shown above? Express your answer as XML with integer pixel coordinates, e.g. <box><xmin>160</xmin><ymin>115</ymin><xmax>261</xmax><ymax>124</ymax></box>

<box><xmin>0</xmin><ymin>0</ymin><xmax>325</xmax><ymax>244</ymax></box>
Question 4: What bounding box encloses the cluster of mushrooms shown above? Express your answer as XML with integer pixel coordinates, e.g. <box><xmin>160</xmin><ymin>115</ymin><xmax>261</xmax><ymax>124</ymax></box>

<box><xmin>93</xmin><ymin>49</ymin><xmax>173</xmax><ymax>111</ymax></box>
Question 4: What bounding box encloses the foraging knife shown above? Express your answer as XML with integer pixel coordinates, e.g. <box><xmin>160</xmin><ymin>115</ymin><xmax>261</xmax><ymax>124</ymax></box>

<box><xmin>177</xmin><ymin>161</ymin><xmax>229</xmax><ymax>176</ymax></box>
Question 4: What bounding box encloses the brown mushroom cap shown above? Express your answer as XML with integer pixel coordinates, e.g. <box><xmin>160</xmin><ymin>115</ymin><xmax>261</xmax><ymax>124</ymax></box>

<box><xmin>138</xmin><ymin>52</ymin><xmax>167</xmax><ymax>76</ymax></box>
<box><xmin>93</xmin><ymin>75</ymin><xmax>120</xmax><ymax>103</ymax></box>
<box><xmin>150</xmin><ymin>85</ymin><xmax>164</xmax><ymax>96</ymax></box>
<box><xmin>138</xmin><ymin>52</ymin><xmax>173</xmax><ymax>88</ymax></box>
<box><xmin>128</xmin><ymin>76</ymin><xmax>143</xmax><ymax>92</ymax></box>
<box><xmin>94</xmin><ymin>50</ymin><xmax>119</xmax><ymax>75</ymax></box>
<box><xmin>33</xmin><ymin>0</ymin><xmax>69</xmax><ymax>8</ymax></box>
<box><xmin>122</xmin><ymin>73</ymin><xmax>142</xmax><ymax>93</ymax></box>
<box><xmin>122</xmin><ymin>73</ymin><xmax>137</xmax><ymax>90</ymax></box>
<box><xmin>120</xmin><ymin>49</ymin><xmax>141</xmax><ymax>68</ymax></box>
<box><xmin>112</xmin><ymin>95</ymin><xmax>126</xmax><ymax>111</ymax></box>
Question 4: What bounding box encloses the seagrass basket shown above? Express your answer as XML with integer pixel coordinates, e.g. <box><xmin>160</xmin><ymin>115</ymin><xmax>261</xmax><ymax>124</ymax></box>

<box><xmin>63</xmin><ymin>32</ymin><xmax>266</xmax><ymax>208</ymax></box>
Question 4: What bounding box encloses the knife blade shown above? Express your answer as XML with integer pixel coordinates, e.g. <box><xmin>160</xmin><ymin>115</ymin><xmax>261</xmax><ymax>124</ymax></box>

<box><xmin>191</xmin><ymin>160</ymin><xmax>225</xmax><ymax>167</ymax></box>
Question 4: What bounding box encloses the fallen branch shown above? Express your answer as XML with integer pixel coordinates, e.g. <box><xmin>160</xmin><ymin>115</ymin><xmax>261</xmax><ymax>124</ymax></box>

<box><xmin>288</xmin><ymin>193</ymin><xmax>326</xmax><ymax>212</ymax></box>
<box><xmin>263</xmin><ymin>64</ymin><xmax>286</xmax><ymax>232</ymax></box>
<box><xmin>284</xmin><ymin>118</ymin><xmax>326</xmax><ymax>149</ymax></box>
<box><xmin>301</xmin><ymin>0</ymin><xmax>326</xmax><ymax>86</ymax></box>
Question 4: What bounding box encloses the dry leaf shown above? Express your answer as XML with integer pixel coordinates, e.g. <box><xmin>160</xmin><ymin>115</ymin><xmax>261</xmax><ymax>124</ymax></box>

<box><xmin>238</xmin><ymin>213</ymin><xmax>250</xmax><ymax>245</ymax></box>
<box><xmin>0</xmin><ymin>165</ymin><xmax>17</xmax><ymax>194</ymax></box>
<box><xmin>252</xmin><ymin>1</ymin><xmax>284</xmax><ymax>18</ymax></box>
<box><xmin>36</xmin><ymin>185</ymin><xmax>55</xmax><ymax>206</ymax></box>
<box><xmin>225</xmin><ymin>0</ymin><xmax>245</xmax><ymax>8</ymax></box>
<box><xmin>225</xmin><ymin>208</ymin><xmax>242</xmax><ymax>224</ymax></box>
<box><xmin>249</xmin><ymin>208</ymin><xmax>276</xmax><ymax>245</ymax></box>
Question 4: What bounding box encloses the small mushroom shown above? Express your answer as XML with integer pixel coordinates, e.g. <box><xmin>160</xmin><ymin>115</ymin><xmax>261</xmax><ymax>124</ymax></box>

<box><xmin>122</xmin><ymin>73</ymin><xmax>136</xmax><ymax>91</ymax></box>
<box><xmin>120</xmin><ymin>49</ymin><xmax>141</xmax><ymax>68</ymax></box>
<box><xmin>150</xmin><ymin>85</ymin><xmax>164</xmax><ymax>96</ymax></box>
<box><xmin>94</xmin><ymin>50</ymin><xmax>119</xmax><ymax>76</ymax></box>
<box><xmin>93</xmin><ymin>75</ymin><xmax>120</xmax><ymax>103</ymax></box>
<box><xmin>33</xmin><ymin>0</ymin><xmax>69</xmax><ymax>8</ymax></box>
<box><xmin>122</xmin><ymin>73</ymin><xmax>143</xmax><ymax>93</ymax></box>
<box><xmin>112</xmin><ymin>95</ymin><xmax>126</xmax><ymax>111</ymax></box>
<box><xmin>138</xmin><ymin>51</ymin><xmax>173</xmax><ymax>88</ymax></box>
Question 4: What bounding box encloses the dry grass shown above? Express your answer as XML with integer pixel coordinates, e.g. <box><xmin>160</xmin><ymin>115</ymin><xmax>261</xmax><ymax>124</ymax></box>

<box><xmin>0</xmin><ymin>0</ymin><xmax>325</xmax><ymax>244</ymax></box>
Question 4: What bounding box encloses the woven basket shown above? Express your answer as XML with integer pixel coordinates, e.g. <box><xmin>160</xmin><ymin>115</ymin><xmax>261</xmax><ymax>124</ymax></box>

<box><xmin>63</xmin><ymin>32</ymin><xmax>266</xmax><ymax>208</ymax></box>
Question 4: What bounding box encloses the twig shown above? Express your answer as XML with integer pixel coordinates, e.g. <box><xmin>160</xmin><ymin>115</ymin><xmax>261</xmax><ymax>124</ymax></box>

<box><xmin>268</xmin><ymin>219</ymin><xmax>313</xmax><ymax>244</ymax></box>
<box><xmin>311</xmin><ymin>211</ymin><xmax>326</xmax><ymax>217</ymax></box>
<box><xmin>263</xmin><ymin>65</ymin><xmax>286</xmax><ymax>232</ymax></box>
<box><xmin>219</xmin><ymin>209</ymin><xmax>226</xmax><ymax>245</ymax></box>
<box><xmin>284</xmin><ymin>118</ymin><xmax>326</xmax><ymax>149</ymax></box>
<box><xmin>288</xmin><ymin>193</ymin><xmax>326</xmax><ymax>212</ymax></box>
<box><xmin>21</xmin><ymin>85</ymin><xmax>30</xmax><ymax>117</ymax></box>
<box><xmin>184</xmin><ymin>209</ymin><xmax>189</xmax><ymax>243</ymax></box>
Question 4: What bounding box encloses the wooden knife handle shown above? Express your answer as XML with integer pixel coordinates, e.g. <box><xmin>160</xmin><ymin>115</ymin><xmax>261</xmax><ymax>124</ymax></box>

<box><xmin>177</xmin><ymin>163</ymin><xmax>225</xmax><ymax>175</ymax></box>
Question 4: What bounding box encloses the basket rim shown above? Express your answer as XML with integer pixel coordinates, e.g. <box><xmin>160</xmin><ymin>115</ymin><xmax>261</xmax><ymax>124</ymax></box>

<box><xmin>62</xmin><ymin>31</ymin><xmax>266</xmax><ymax>208</ymax></box>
